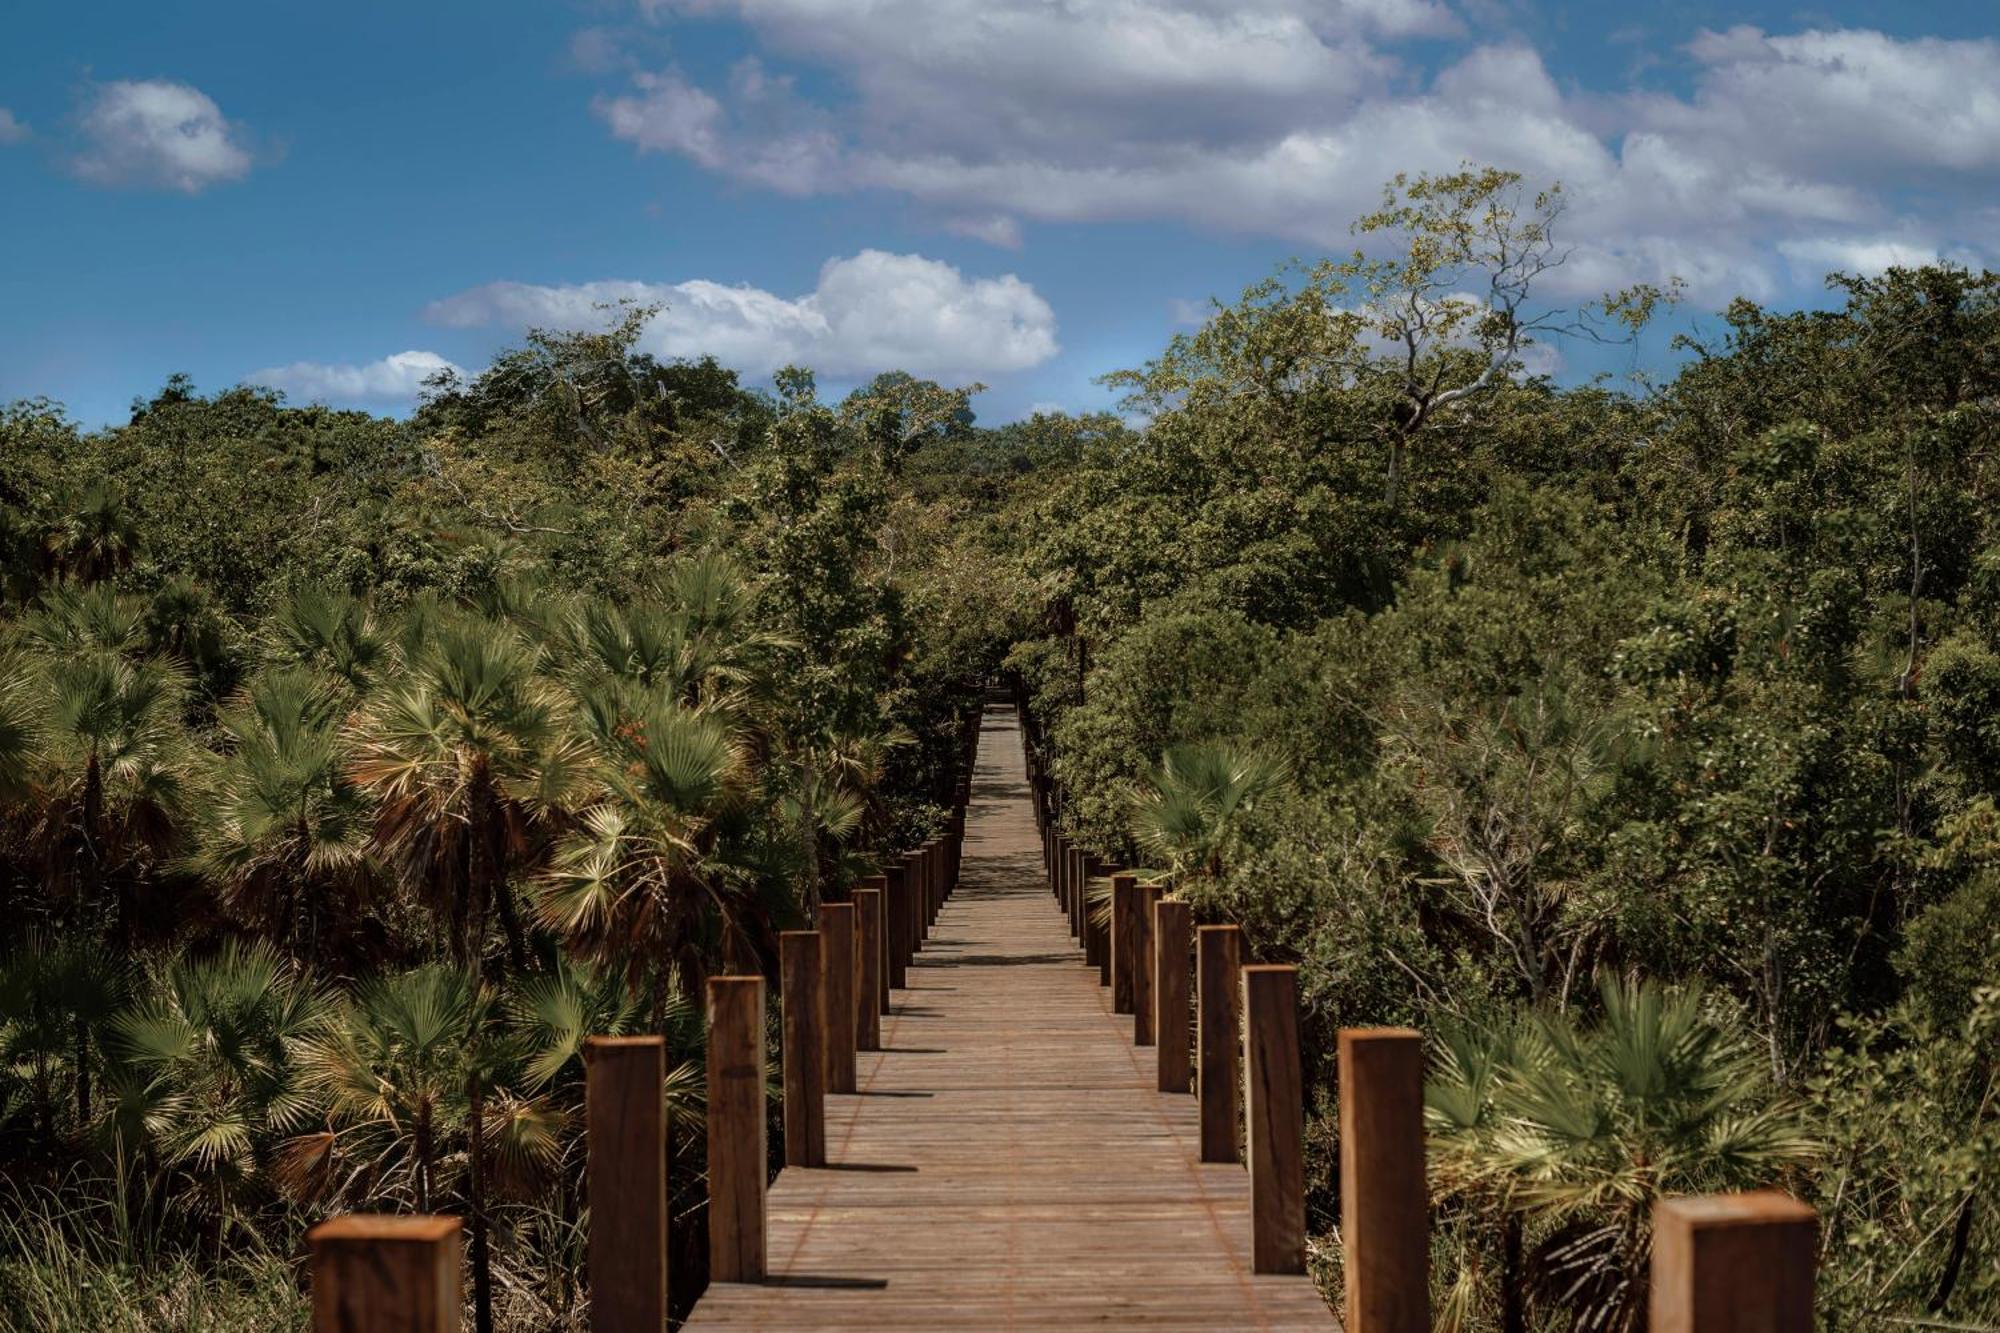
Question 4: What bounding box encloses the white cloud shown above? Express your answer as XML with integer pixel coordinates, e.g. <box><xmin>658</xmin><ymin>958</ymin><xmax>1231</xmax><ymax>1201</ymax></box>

<box><xmin>595</xmin><ymin>9</ymin><xmax>2000</xmax><ymax>300</ymax></box>
<box><xmin>0</xmin><ymin>109</ymin><xmax>28</xmax><ymax>145</ymax></box>
<box><xmin>425</xmin><ymin>250</ymin><xmax>1058</xmax><ymax>381</ymax></box>
<box><xmin>943</xmin><ymin>215</ymin><xmax>1023</xmax><ymax>249</ymax></box>
<box><xmin>249</xmin><ymin>351</ymin><xmax>462</xmax><ymax>404</ymax></box>
<box><xmin>71</xmin><ymin>80</ymin><xmax>254</xmax><ymax>193</ymax></box>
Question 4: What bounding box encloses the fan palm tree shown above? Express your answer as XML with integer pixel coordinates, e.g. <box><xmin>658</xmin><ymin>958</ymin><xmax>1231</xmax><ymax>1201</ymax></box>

<box><xmin>286</xmin><ymin>964</ymin><xmax>486</xmax><ymax>1214</ymax></box>
<box><xmin>268</xmin><ymin>586</ymin><xmax>391</xmax><ymax>697</ymax></box>
<box><xmin>352</xmin><ymin>615</ymin><xmax>590</xmax><ymax>978</ymax></box>
<box><xmin>1129</xmin><ymin>740</ymin><xmax>1289</xmax><ymax>882</ymax></box>
<box><xmin>535</xmin><ymin>697</ymin><xmax>750</xmax><ymax>983</ymax></box>
<box><xmin>42</xmin><ymin>479</ymin><xmax>138</xmax><ymax>583</ymax></box>
<box><xmin>1425</xmin><ymin>977</ymin><xmax>1817</xmax><ymax>1333</ymax></box>
<box><xmin>184</xmin><ymin>667</ymin><xmax>375</xmax><ymax>952</ymax></box>
<box><xmin>21</xmin><ymin>641</ymin><xmax>190</xmax><ymax>937</ymax></box>
<box><xmin>0</xmin><ymin>935</ymin><xmax>124</xmax><ymax>1138</ymax></box>
<box><xmin>108</xmin><ymin>941</ymin><xmax>325</xmax><ymax>1247</ymax></box>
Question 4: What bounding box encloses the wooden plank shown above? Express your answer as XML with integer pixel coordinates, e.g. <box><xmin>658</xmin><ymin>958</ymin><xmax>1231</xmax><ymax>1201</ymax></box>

<box><xmin>1134</xmin><ymin>883</ymin><xmax>1162</xmax><ymax>1046</ymax></box>
<box><xmin>585</xmin><ymin>1037</ymin><xmax>668</xmax><ymax>1331</ymax></box>
<box><xmin>1154</xmin><ymin>898</ymin><xmax>1192</xmax><ymax>1094</ymax></box>
<box><xmin>780</xmin><ymin>932</ymin><xmax>827</xmax><ymax>1168</ymax></box>
<box><xmin>707</xmin><ymin>976</ymin><xmax>766</xmax><ymax>1283</ymax></box>
<box><xmin>819</xmin><ymin>904</ymin><xmax>858</xmax><ymax>1095</ymax></box>
<box><xmin>309</xmin><ymin>1215</ymin><xmax>461</xmax><ymax>1333</ymax></box>
<box><xmin>1198</xmin><ymin>925</ymin><xmax>1242</xmax><ymax>1164</ymax></box>
<box><xmin>854</xmin><ymin>887</ymin><xmax>885</xmax><ymax>1044</ymax></box>
<box><xmin>685</xmin><ymin>706</ymin><xmax>1336</xmax><ymax>1331</ymax></box>
<box><xmin>1650</xmin><ymin>1193</ymin><xmax>1816</xmax><ymax>1333</ymax></box>
<box><xmin>1339</xmin><ymin>1027</ymin><xmax>1427</xmax><ymax>1331</ymax></box>
<box><xmin>1112</xmin><ymin>874</ymin><xmax>1138</xmax><ymax>1014</ymax></box>
<box><xmin>1245</xmin><ymin>966</ymin><xmax>1305</xmax><ymax>1275</ymax></box>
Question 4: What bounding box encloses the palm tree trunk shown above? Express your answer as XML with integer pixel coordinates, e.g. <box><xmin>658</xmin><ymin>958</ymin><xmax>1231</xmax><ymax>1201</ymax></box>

<box><xmin>1501</xmin><ymin>1209</ymin><xmax>1524</xmax><ymax>1333</ymax></box>
<box><xmin>1929</xmin><ymin>1188</ymin><xmax>1977</xmax><ymax>1313</ymax></box>
<box><xmin>415</xmin><ymin>1103</ymin><xmax>434</xmax><ymax>1213</ymax></box>
<box><xmin>74</xmin><ymin>1019</ymin><xmax>91</xmax><ymax>1126</ymax></box>
<box><xmin>469</xmin><ymin>1075</ymin><xmax>494</xmax><ymax>1333</ymax></box>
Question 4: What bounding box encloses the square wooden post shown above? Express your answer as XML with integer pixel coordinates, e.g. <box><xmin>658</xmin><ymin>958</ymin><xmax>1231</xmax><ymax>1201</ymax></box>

<box><xmin>1198</xmin><ymin>925</ymin><xmax>1241</xmax><ymax>1163</ymax></box>
<box><xmin>1154</xmin><ymin>898</ymin><xmax>1192</xmax><ymax>1093</ymax></box>
<box><xmin>1052</xmin><ymin>832</ymin><xmax>1066</xmax><ymax>900</ymax></box>
<box><xmin>1339</xmin><ymin>1027</ymin><xmax>1428</xmax><ymax>1330</ymax></box>
<box><xmin>1650</xmin><ymin>1193</ymin><xmax>1816</xmax><ymax>1333</ymax></box>
<box><xmin>778</xmin><ymin>933</ymin><xmax>826</xmax><ymax>1168</ymax></box>
<box><xmin>1245</xmin><ymin>966</ymin><xmax>1306</xmax><ymax>1275</ymax></box>
<box><xmin>706</xmin><ymin>976</ymin><xmax>766</xmax><ymax>1282</ymax></box>
<box><xmin>885</xmin><ymin>863</ymin><xmax>910</xmax><ymax>989</ymax></box>
<box><xmin>1111</xmin><ymin>874</ymin><xmax>1138</xmax><ymax>1014</ymax></box>
<box><xmin>1133</xmin><ymin>883</ymin><xmax>1162</xmax><ymax>1045</ymax></box>
<box><xmin>310</xmin><ymin>1215</ymin><xmax>461</xmax><ymax>1333</ymax></box>
<box><xmin>907</xmin><ymin>852</ymin><xmax>927</xmax><ymax>950</ymax></box>
<box><xmin>584</xmin><ymin>1036</ymin><xmax>668</xmax><ymax>1330</ymax></box>
<box><xmin>818</xmin><ymin>903</ymin><xmax>857</xmax><ymax>1094</ymax></box>
<box><xmin>853</xmin><ymin>887</ymin><xmax>885</xmax><ymax>1044</ymax></box>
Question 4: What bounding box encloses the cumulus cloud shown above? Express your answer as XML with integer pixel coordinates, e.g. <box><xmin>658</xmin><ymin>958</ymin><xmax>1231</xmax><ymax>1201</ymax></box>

<box><xmin>0</xmin><ymin>109</ymin><xmax>28</xmax><ymax>145</ymax></box>
<box><xmin>425</xmin><ymin>250</ymin><xmax>1058</xmax><ymax>381</ymax></box>
<box><xmin>595</xmin><ymin>6</ymin><xmax>2000</xmax><ymax>297</ymax></box>
<box><xmin>249</xmin><ymin>351</ymin><xmax>463</xmax><ymax>404</ymax></box>
<box><xmin>71</xmin><ymin>80</ymin><xmax>254</xmax><ymax>193</ymax></box>
<box><xmin>943</xmin><ymin>215</ymin><xmax>1024</xmax><ymax>250</ymax></box>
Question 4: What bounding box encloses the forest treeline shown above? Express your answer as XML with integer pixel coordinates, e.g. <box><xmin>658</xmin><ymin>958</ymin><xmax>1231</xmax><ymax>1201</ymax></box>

<box><xmin>1</xmin><ymin>170</ymin><xmax>1996</xmax><ymax>1329</ymax></box>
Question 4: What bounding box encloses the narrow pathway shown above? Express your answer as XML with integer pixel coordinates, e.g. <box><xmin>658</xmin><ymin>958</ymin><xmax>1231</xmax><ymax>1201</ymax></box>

<box><xmin>685</xmin><ymin>705</ymin><xmax>1339</xmax><ymax>1330</ymax></box>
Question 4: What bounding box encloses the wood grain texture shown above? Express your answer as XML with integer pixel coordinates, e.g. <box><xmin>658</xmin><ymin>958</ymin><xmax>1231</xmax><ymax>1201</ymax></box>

<box><xmin>1134</xmin><ymin>883</ymin><xmax>1162</xmax><ymax>1046</ymax></box>
<box><xmin>1154</xmin><ymin>899</ymin><xmax>1193</xmax><ymax>1094</ymax></box>
<box><xmin>853</xmin><ymin>888</ymin><xmax>885</xmax><ymax>1045</ymax></box>
<box><xmin>585</xmin><ymin>1037</ymin><xmax>668</xmax><ymax>1331</ymax></box>
<box><xmin>1338</xmin><ymin>1028</ymin><xmax>1427</xmax><ymax>1332</ymax></box>
<box><xmin>1199</xmin><ymin>925</ymin><xmax>1243</xmax><ymax>1164</ymax></box>
<box><xmin>1650</xmin><ymin>1193</ymin><xmax>1816</xmax><ymax>1333</ymax></box>
<box><xmin>1244</xmin><ymin>967</ymin><xmax>1306</xmax><ymax>1276</ymax></box>
<box><xmin>707</xmin><ymin>976</ymin><xmax>767</xmax><ymax>1283</ymax></box>
<box><xmin>309</xmin><ymin>1214</ymin><xmax>461</xmax><ymax>1333</ymax></box>
<box><xmin>685</xmin><ymin>706</ymin><xmax>1337</xmax><ymax>1331</ymax></box>
<box><xmin>885</xmin><ymin>865</ymin><xmax>910</xmax><ymax>991</ymax></box>
<box><xmin>780</xmin><ymin>933</ymin><xmax>827</xmax><ymax>1169</ymax></box>
<box><xmin>1112</xmin><ymin>874</ymin><xmax>1138</xmax><ymax>1015</ymax></box>
<box><xmin>819</xmin><ymin>905</ymin><xmax>858</xmax><ymax>1095</ymax></box>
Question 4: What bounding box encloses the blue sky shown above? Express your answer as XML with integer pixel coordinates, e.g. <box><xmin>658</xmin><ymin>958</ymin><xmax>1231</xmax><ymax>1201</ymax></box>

<box><xmin>3</xmin><ymin>1</ymin><xmax>1996</xmax><ymax>428</ymax></box>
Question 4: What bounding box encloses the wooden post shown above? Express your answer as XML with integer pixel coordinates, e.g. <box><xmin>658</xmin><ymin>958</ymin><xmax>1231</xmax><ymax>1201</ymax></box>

<box><xmin>906</xmin><ymin>852</ymin><xmax>926</xmax><ymax>951</ymax></box>
<box><xmin>885</xmin><ymin>863</ymin><xmax>910</xmax><ymax>989</ymax></box>
<box><xmin>1133</xmin><ymin>883</ymin><xmax>1162</xmax><ymax>1045</ymax></box>
<box><xmin>818</xmin><ymin>904</ymin><xmax>857</xmax><ymax>1095</ymax></box>
<box><xmin>1052</xmin><ymin>832</ymin><xmax>1066</xmax><ymax>900</ymax></box>
<box><xmin>1650</xmin><ymin>1193</ymin><xmax>1816</xmax><ymax>1333</ymax></box>
<box><xmin>706</xmin><ymin>976</ymin><xmax>765</xmax><ymax>1282</ymax></box>
<box><xmin>310</xmin><ymin>1215</ymin><xmax>461</xmax><ymax>1333</ymax></box>
<box><xmin>1245</xmin><ymin>966</ymin><xmax>1307</xmax><ymax>1275</ymax></box>
<box><xmin>1111</xmin><ymin>874</ymin><xmax>1138</xmax><ymax>1014</ymax></box>
<box><xmin>584</xmin><ymin>1037</ymin><xmax>668</xmax><ymax>1330</ymax></box>
<box><xmin>1339</xmin><ymin>1027</ymin><xmax>1428</xmax><ymax>1329</ymax></box>
<box><xmin>1072</xmin><ymin>851</ymin><xmax>1089</xmax><ymax>940</ymax></box>
<box><xmin>1198</xmin><ymin>925</ymin><xmax>1241</xmax><ymax>1163</ymax></box>
<box><xmin>778</xmin><ymin>933</ymin><xmax>826</xmax><ymax>1168</ymax></box>
<box><xmin>1154</xmin><ymin>898</ymin><xmax>1192</xmax><ymax>1093</ymax></box>
<box><xmin>853</xmin><ymin>887</ymin><xmax>885</xmax><ymax>1044</ymax></box>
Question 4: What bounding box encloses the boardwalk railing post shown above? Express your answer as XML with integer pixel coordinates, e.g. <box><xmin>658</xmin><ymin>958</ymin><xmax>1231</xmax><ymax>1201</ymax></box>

<box><xmin>818</xmin><ymin>903</ymin><xmax>858</xmax><ymax>1094</ymax></box>
<box><xmin>584</xmin><ymin>1036</ymin><xmax>668</xmax><ymax>1329</ymax></box>
<box><xmin>1111</xmin><ymin>873</ymin><xmax>1138</xmax><ymax>1014</ymax></box>
<box><xmin>707</xmin><ymin>976</ymin><xmax>766</xmax><ymax>1282</ymax></box>
<box><xmin>905</xmin><ymin>851</ymin><xmax>926</xmax><ymax>955</ymax></box>
<box><xmin>1134</xmin><ymin>882</ymin><xmax>1163</xmax><ymax>1046</ymax></box>
<box><xmin>1245</xmin><ymin>965</ymin><xmax>1307</xmax><ymax>1275</ymax></box>
<box><xmin>854</xmin><ymin>886</ymin><xmax>885</xmax><ymax>1045</ymax></box>
<box><xmin>310</xmin><ymin>1215</ymin><xmax>461</xmax><ymax>1333</ymax></box>
<box><xmin>1650</xmin><ymin>1193</ymin><xmax>1816</xmax><ymax>1333</ymax></box>
<box><xmin>886</xmin><ymin>862</ymin><xmax>911</xmax><ymax>990</ymax></box>
<box><xmin>1339</xmin><ymin>1027</ymin><xmax>1428</xmax><ymax>1330</ymax></box>
<box><xmin>1198</xmin><ymin>925</ymin><xmax>1242</xmax><ymax>1162</ymax></box>
<box><xmin>779</xmin><ymin>932</ymin><xmax>826</xmax><ymax>1168</ymax></box>
<box><xmin>1154</xmin><ymin>898</ymin><xmax>1192</xmax><ymax>1093</ymax></box>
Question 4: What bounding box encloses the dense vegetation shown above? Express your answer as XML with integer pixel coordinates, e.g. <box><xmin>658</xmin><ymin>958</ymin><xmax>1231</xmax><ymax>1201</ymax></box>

<box><xmin>2</xmin><ymin>170</ymin><xmax>1995</xmax><ymax>1330</ymax></box>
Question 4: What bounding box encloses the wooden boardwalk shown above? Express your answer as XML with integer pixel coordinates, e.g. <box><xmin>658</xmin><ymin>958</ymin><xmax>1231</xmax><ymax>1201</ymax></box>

<box><xmin>685</xmin><ymin>706</ymin><xmax>1339</xmax><ymax>1330</ymax></box>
